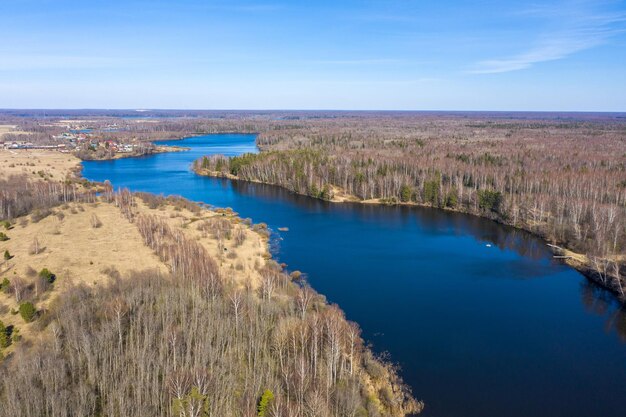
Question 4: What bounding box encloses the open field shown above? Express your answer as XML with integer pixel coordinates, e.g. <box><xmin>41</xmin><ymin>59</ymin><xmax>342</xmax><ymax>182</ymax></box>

<box><xmin>0</xmin><ymin>144</ymin><xmax>419</xmax><ymax>417</ymax></box>
<box><xmin>2</xmin><ymin>109</ymin><xmax>624</xmax><ymax>300</ymax></box>
<box><xmin>0</xmin><ymin>149</ymin><xmax>269</xmax><ymax>352</ymax></box>
<box><xmin>0</xmin><ymin>125</ymin><xmax>32</xmax><ymax>139</ymax></box>
<box><xmin>0</xmin><ymin>196</ymin><xmax>269</xmax><ymax>353</ymax></box>
<box><xmin>0</xmin><ymin>149</ymin><xmax>81</xmax><ymax>181</ymax></box>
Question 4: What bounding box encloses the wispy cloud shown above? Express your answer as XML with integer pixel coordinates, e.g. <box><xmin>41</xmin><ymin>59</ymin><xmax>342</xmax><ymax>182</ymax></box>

<box><xmin>470</xmin><ymin>2</ymin><xmax>626</xmax><ymax>74</ymax></box>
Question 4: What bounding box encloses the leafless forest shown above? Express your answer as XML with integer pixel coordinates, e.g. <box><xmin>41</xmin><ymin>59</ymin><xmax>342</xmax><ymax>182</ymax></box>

<box><xmin>0</xmin><ymin>175</ymin><xmax>97</xmax><ymax>220</ymax></box>
<box><xmin>0</xmin><ymin>176</ymin><xmax>420</xmax><ymax>417</ymax></box>
<box><xmin>2</xmin><ymin>110</ymin><xmax>625</xmax><ymax>415</ymax></box>
<box><xmin>1</xmin><ymin>268</ymin><xmax>419</xmax><ymax>417</ymax></box>
<box><xmin>193</xmin><ymin>113</ymin><xmax>626</xmax><ymax>302</ymax></box>
<box><xmin>3</xmin><ymin>110</ymin><xmax>625</xmax><ymax>299</ymax></box>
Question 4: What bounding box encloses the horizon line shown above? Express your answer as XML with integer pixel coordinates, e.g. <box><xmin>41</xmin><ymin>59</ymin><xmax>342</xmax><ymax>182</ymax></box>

<box><xmin>1</xmin><ymin>108</ymin><xmax>626</xmax><ymax>114</ymax></box>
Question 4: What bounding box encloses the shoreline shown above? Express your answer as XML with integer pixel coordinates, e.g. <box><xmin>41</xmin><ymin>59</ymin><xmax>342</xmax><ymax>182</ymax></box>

<box><xmin>1</xmin><ymin>150</ymin><xmax>421</xmax><ymax>415</ymax></box>
<box><xmin>76</xmin><ymin>144</ymin><xmax>189</xmax><ymax>161</ymax></box>
<box><xmin>194</xmin><ymin>166</ymin><xmax>624</xmax><ymax>304</ymax></box>
<box><xmin>150</xmin><ymin>131</ymin><xmax>261</xmax><ymax>142</ymax></box>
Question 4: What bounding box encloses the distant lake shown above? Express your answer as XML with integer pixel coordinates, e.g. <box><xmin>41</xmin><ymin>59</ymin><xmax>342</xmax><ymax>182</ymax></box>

<box><xmin>82</xmin><ymin>134</ymin><xmax>626</xmax><ymax>417</ymax></box>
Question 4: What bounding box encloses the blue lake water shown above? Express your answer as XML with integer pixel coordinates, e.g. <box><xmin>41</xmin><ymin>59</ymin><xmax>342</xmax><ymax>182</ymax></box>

<box><xmin>82</xmin><ymin>134</ymin><xmax>626</xmax><ymax>417</ymax></box>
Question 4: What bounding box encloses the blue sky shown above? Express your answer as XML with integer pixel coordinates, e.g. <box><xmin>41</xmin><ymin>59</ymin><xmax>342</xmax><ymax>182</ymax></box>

<box><xmin>1</xmin><ymin>0</ymin><xmax>625</xmax><ymax>110</ymax></box>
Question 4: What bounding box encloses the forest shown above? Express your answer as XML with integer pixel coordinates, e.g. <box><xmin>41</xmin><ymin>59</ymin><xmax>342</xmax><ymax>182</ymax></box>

<box><xmin>193</xmin><ymin>113</ymin><xmax>626</xmax><ymax>302</ymax></box>
<box><xmin>0</xmin><ymin>174</ymin><xmax>421</xmax><ymax>417</ymax></box>
<box><xmin>3</xmin><ymin>110</ymin><xmax>625</xmax><ymax>300</ymax></box>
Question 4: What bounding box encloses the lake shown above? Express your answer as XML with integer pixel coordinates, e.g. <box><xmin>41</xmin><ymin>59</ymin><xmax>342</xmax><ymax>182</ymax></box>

<box><xmin>82</xmin><ymin>134</ymin><xmax>626</xmax><ymax>417</ymax></box>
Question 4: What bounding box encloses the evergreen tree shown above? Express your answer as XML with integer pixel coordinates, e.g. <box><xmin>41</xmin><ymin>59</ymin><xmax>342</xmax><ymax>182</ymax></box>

<box><xmin>0</xmin><ymin>320</ymin><xmax>10</xmax><ymax>348</ymax></box>
<box><xmin>19</xmin><ymin>302</ymin><xmax>36</xmax><ymax>323</ymax></box>
<box><xmin>257</xmin><ymin>389</ymin><xmax>274</xmax><ymax>417</ymax></box>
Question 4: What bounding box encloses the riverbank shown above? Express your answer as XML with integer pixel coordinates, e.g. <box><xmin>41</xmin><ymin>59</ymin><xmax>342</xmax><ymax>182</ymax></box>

<box><xmin>0</xmin><ymin>150</ymin><xmax>422</xmax><ymax>416</ymax></box>
<box><xmin>112</xmin><ymin>145</ymin><xmax>189</xmax><ymax>159</ymax></box>
<box><xmin>78</xmin><ymin>133</ymin><xmax>626</xmax><ymax>417</ymax></box>
<box><xmin>194</xmin><ymin>165</ymin><xmax>625</xmax><ymax>303</ymax></box>
<box><xmin>76</xmin><ymin>144</ymin><xmax>189</xmax><ymax>161</ymax></box>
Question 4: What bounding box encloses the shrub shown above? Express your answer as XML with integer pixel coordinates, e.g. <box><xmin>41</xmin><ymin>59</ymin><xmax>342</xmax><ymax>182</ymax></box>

<box><xmin>31</xmin><ymin>209</ymin><xmax>52</xmax><ymax>223</ymax></box>
<box><xmin>3</xmin><ymin>250</ymin><xmax>12</xmax><ymax>260</ymax></box>
<box><xmin>257</xmin><ymin>389</ymin><xmax>274</xmax><ymax>417</ymax></box>
<box><xmin>19</xmin><ymin>302</ymin><xmax>37</xmax><ymax>323</ymax></box>
<box><xmin>39</xmin><ymin>268</ymin><xmax>56</xmax><ymax>284</ymax></box>
<box><xmin>39</xmin><ymin>268</ymin><xmax>56</xmax><ymax>283</ymax></box>
<box><xmin>25</xmin><ymin>266</ymin><xmax>37</xmax><ymax>277</ymax></box>
<box><xmin>290</xmin><ymin>270</ymin><xmax>302</xmax><ymax>280</ymax></box>
<box><xmin>0</xmin><ymin>320</ymin><xmax>10</xmax><ymax>348</ymax></box>
<box><xmin>29</xmin><ymin>237</ymin><xmax>42</xmax><ymax>255</ymax></box>
<box><xmin>0</xmin><ymin>278</ymin><xmax>10</xmax><ymax>293</ymax></box>
<box><xmin>364</xmin><ymin>354</ymin><xmax>386</xmax><ymax>380</ymax></box>
<box><xmin>1</xmin><ymin>220</ymin><xmax>11</xmax><ymax>230</ymax></box>
<box><xmin>171</xmin><ymin>386</ymin><xmax>209</xmax><ymax>417</ymax></box>
<box><xmin>319</xmin><ymin>184</ymin><xmax>333</xmax><ymax>200</ymax></box>
<box><xmin>0</xmin><ymin>232</ymin><xmax>8</xmax><ymax>241</ymax></box>
<box><xmin>90</xmin><ymin>214</ymin><xmax>103</xmax><ymax>228</ymax></box>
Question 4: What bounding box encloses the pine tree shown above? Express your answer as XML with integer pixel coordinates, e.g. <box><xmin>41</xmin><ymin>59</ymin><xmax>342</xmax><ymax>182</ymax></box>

<box><xmin>257</xmin><ymin>389</ymin><xmax>274</xmax><ymax>417</ymax></box>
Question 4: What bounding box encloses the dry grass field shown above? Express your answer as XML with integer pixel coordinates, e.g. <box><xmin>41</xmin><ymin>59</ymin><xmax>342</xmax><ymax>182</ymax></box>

<box><xmin>0</xmin><ymin>125</ymin><xmax>32</xmax><ymax>138</ymax></box>
<box><xmin>0</xmin><ymin>149</ymin><xmax>81</xmax><ymax>181</ymax></box>
<box><xmin>0</xmin><ymin>151</ymin><xmax>269</xmax><ymax>357</ymax></box>
<box><xmin>0</xmin><ymin>147</ymin><xmax>417</xmax><ymax>417</ymax></box>
<box><xmin>0</xmin><ymin>197</ymin><xmax>269</xmax><ymax>355</ymax></box>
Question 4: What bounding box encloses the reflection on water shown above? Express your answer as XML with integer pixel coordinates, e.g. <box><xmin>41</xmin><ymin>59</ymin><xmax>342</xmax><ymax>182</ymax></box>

<box><xmin>580</xmin><ymin>281</ymin><xmax>626</xmax><ymax>341</ymax></box>
<box><xmin>83</xmin><ymin>134</ymin><xmax>626</xmax><ymax>417</ymax></box>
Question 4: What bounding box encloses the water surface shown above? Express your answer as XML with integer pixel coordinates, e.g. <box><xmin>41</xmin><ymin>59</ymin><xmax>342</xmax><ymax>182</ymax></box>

<box><xmin>83</xmin><ymin>134</ymin><xmax>626</xmax><ymax>417</ymax></box>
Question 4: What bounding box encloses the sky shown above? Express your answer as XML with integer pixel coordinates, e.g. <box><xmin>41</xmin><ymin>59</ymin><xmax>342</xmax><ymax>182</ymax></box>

<box><xmin>1</xmin><ymin>0</ymin><xmax>625</xmax><ymax>111</ymax></box>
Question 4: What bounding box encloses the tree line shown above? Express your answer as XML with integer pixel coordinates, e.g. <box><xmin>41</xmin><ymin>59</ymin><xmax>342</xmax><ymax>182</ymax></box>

<box><xmin>0</xmin><ymin>175</ymin><xmax>97</xmax><ymax>220</ymax></box>
<box><xmin>195</xmin><ymin>115</ymin><xmax>626</xmax><ymax>302</ymax></box>
<box><xmin>0</xmin><ymin>190</ymin><xmax>422</xmax><ymax>417</ymax></box>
